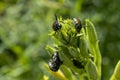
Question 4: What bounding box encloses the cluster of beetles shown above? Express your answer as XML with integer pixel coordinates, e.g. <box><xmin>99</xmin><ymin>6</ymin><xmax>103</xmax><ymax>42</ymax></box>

<box><xmin>48</xmin><ymin>15</ymin><xmax>84</xmax><ymax>72</ymax></box>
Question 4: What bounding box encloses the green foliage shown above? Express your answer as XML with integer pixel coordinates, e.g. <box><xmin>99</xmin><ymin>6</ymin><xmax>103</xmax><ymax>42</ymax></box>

<box><xmin>110</xmin><ymin>60</ymin><xmax>120</xmax><ymax>80</ymax></box>
<box><xmin>0</xmin><ymin>0</ymin><xmax>120</xmax><ymax>80</ymax></box>
<box><xmin>46</xmin><ymin>18</ymin><xmax>101</xmax><ymax>80</ymax></box>
<box><xmin>86</xmin><ymin>60</ymin><xmax>98</xmax><ymax>80</ymax></box>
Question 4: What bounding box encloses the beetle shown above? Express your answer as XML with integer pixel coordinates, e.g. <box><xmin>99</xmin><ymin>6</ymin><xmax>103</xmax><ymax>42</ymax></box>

<box><xmin>73</xmin><ymin>18</ymin><xmax>82</xmax><ymax>33</ymax></box>
<box><xmin>72</xmin><ymin>59</ymin><xmax>84</xmax><ymax>69</ymax></box>
<box><xmin>52</xmin><ymin>15</ymin><xmax>62</xmax><ymax>31</ymax></box>
<box><xmin>48</xmin><ymin>52</ymin><xmax>63</xmax><ymax>72</ymax></box>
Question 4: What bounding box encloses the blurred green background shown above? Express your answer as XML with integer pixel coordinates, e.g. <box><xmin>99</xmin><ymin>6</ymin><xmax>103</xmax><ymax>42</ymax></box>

<box><xmin>0</xmin><ymin>0</ymin><xmax>120</xmax><ymax>80</ymax></box>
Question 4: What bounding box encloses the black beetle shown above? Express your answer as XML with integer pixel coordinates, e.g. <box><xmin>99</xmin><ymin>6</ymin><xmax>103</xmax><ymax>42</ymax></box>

<box><xmin>73</xmin><ymin>18</ymin><xmax>82</xmax><ymax>33</ymax></box>
<box><xmin>48</xmin><ymin>52</ymin><xmax>63</xmax><ymax>72</ymax></box>
<box><xmin>52</xmin><ymin>15</ymin><xmax>62</xmax><ymax>31</ymax></box>
<box><xmin>72</xmin><ymin>59</ymin><xmax>84</xmax><ymax>69</ymax></box>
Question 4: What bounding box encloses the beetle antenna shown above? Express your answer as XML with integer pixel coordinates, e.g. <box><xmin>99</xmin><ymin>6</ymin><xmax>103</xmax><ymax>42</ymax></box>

<box><xmin>54</xmin><ymin>14</ymin><xmax>58</xmax><ymax>21</ymax></box>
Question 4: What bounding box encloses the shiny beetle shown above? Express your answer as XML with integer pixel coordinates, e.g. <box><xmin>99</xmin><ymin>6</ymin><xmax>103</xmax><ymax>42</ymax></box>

<box><xmin>52</xmin><ymin>15</ymin><xmax>62</xmax><ymax>31</ymax></box>
<box><xmin>48</xmin><ymin>52</ymin><xmax>63</xmax><ymax>72</ymax></box>
<box><xmin>73</xmin><ymin>18</ymin><xmax>82</xmax><ymax>33</ymax></box>
<box><xmin>72</xmin><ymin>59</ymin><xmax>84</xmax><ymax>69</ymax></box>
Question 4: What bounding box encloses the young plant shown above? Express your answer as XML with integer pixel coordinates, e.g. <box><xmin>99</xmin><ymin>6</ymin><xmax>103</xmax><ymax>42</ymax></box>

<box><xmin>46</xmin><ymin>16</ymin><xmax>101</xmax><ymax>80</ymax></box>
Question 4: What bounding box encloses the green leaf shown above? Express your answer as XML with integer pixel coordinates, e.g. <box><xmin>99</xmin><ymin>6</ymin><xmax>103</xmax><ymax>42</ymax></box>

<box><xmin>86</xmin><ymin>60</ymin><xmax>98</xmax><ymax>80</ymax></box>
<box><xmin>86</xmin><ymin>19</ymin><xmax>98</xmax><ymax>45</ymax></box>
<box><xmin>60</xmin><ymin>65</ymin><xmax>76</xmax><ymax>80</ymax></box>
<box><xmin>110</xmin><ymin>60</ymin><xmax>120</xmax><ymax>80</ymax></box>
<box><xmin>86</xmin><ymin>19</ymin><xmax>101</xmax><ymax>79</ymax></box>
<box><xmin>45</xmin><ymin>45</ymin><xmax>56</xmax><ymax>55</ymax></box>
